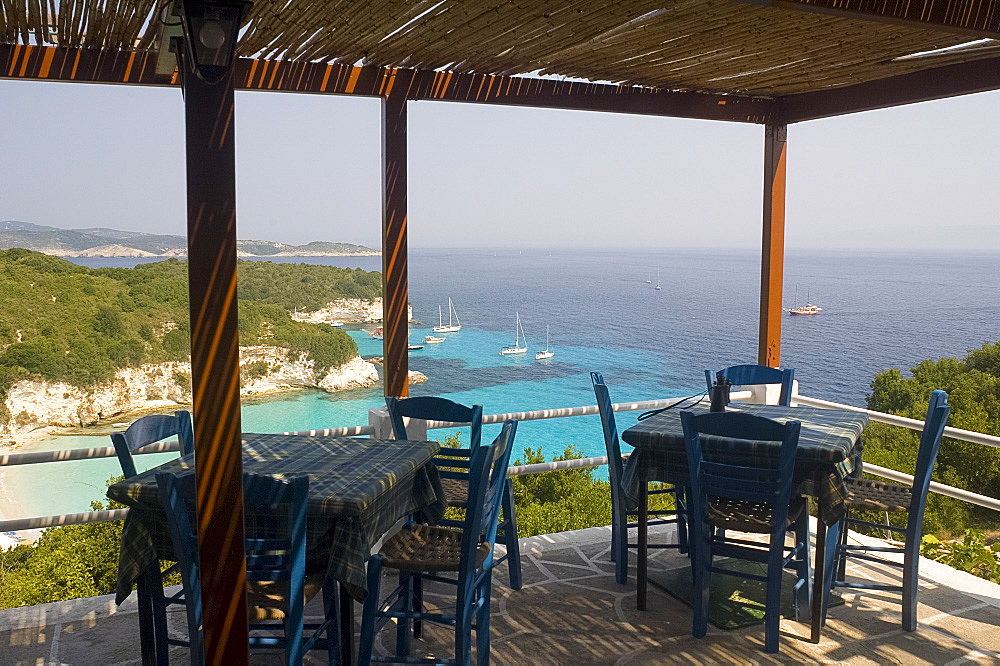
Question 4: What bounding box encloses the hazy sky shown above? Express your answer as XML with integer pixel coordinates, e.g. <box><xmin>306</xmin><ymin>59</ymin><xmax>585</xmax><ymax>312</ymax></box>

<box><xmin>1</xmin><ymin>78</ymin><xmax>998</xmax><ymax>251</ymax></box>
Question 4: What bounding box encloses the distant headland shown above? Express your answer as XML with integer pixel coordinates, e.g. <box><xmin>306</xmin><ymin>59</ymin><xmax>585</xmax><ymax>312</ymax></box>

<box><xmin>0</xmin><ymin>221</ymin><xmax>379</xmax><ymax>258</ymax></box>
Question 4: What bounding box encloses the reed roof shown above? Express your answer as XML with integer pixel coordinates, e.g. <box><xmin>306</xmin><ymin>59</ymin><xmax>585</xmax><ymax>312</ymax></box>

<box><xmin>3</xmin><ymin>0</ymin><xmax>999</xmax><ymax>97</ymax></box>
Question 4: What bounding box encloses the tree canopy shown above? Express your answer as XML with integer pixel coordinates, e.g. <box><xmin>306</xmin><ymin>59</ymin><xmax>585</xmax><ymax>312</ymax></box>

<box><xmin>865</xmin><ymin>340</ymin><xmax>1000</xmax><ymax>535</ymax></box>
<box><xmin>0</xmin><ymin>251</ymin><xmax>379</xmax><ymax>409</ymax></box>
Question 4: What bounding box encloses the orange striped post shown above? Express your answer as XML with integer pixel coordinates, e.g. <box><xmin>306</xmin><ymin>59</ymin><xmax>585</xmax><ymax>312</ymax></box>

<box><xmin>382</xmin><ymin>83</ymin><xmax>411</xmax><ymax>398</ymax></box>
<box><xmin>758</xmin><ymin>124</ymin><xmax>787</xmax><ymax>368</ymax></box>
<box><xmin>183</xmin><ymin>62</ymin><xmax>250</xmax><ymax>664</ymax></box>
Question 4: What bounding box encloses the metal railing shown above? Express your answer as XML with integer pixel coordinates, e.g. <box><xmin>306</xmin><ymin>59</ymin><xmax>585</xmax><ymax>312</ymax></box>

<box><xmin>3</xmin><ymin>390</ymin><xmax>999</xmax><ymax>534</ymax></box>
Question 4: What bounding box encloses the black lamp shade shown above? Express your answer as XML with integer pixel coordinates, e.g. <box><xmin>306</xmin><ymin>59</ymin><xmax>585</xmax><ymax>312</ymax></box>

<box><xmin>181</xmin><ymin>0</ymin><xmax>251</xmax><ymax>81</ymax></box>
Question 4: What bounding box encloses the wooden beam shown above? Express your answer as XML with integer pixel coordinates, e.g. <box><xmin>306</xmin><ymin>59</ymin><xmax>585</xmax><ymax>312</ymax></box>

<box><xmin>779</xmin><ymin>56</ymin><xmax>1000</xmax><ymax>122</ymax></box>
<box><xmin>381</xmin><ymin>81</ymin><xmax>410</xmax><ymax>399</ymax></box>
<box><xmin>0</xmin><ymin>44</ymin><xmax>776</xmax><ymax>124</ymax></box>
<box><xmin>182</xmin><ymin>61</ymin><xmax>250</xmax><ymax>664</ymax></box>
<box><xmin>758</xmin><ymin>124</ymin><xmax>787</xmax><ymax>368</ymax></box>
<box><xmin>741</xmin><ymin>0</ymin><xmax>1000</xmax><ymax>39</ymax></box>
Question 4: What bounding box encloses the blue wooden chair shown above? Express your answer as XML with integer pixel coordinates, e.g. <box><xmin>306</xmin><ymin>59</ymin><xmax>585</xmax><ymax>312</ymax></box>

<box><xmin>112</xmin><ymin>411</ymin><xmax>194</xmax><ymax>479</ymax></box>
<box><xmin>111</xmin><ymin>411</ymin><xmax>194</xmax><ymax>663</ymax></box>
<box><xmin>359</xmin><ymin>420</ymin><xmax>518</xmax><ymax>666</ymax></box>
<box><xmin>591</xmin><ymin>372</ymin><xmax>688</xmax><ymax>584</ymax></box>
<box><xmin>822</xmin><ymin>390</ymin><xmax>950</xmax><ymax>632</ymax></box>
<box><xmin>680</xmin><ymin>410</ymin><xmax>811</xmax><ymax>654</ymax></box>
<box><xmin>705</xmin><ymin>365</ymin><xmax>795</xmax><ymax>406</ymax></box>
<box><xmin>386</xmin><ymin>396</ymin><xmax>522</xmax><ymax>591</ymax></box>
<box><xmin>155</xmin><ymin>471</ymin><xmax>338</xmax><ymax>664</ymax></box>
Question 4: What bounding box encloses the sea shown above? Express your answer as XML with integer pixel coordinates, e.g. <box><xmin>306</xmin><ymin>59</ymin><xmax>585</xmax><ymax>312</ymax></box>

<box><xmin>2</xmin><ymin>248</ymin><xmax>998</xmax><ymax>521</ymax></box>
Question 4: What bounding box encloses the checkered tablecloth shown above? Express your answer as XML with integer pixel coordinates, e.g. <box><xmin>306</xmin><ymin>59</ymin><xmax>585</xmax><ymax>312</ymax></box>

<box><xmin>107</xmin><ymin>434</ymin><xmax>445</xmax><ymax>604</ymax></box>
<box><xmin>620</xmin><ymin>402</ymin><xmax>869</xmax><ymax>525</ymax></box>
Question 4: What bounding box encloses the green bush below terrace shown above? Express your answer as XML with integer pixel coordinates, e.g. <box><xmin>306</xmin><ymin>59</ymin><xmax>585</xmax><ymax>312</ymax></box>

<box><xmin>0</xmin><ymin>250</ymin><xmax>376</xmax><ymax>405</ymax></box>
<box><xmin>862</xmin><ymin>340</ymin><xmax>1000</xmax><ymax>537</ymax></box>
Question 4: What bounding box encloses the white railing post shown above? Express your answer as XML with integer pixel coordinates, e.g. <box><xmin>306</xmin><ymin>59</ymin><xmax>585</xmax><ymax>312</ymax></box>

<box><xmin>369</xmin><ymin>407</ymin><xmax>394</xmax><ymax>439</ymax></box>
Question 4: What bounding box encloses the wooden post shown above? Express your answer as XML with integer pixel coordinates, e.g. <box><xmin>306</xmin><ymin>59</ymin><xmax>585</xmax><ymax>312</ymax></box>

<box><xmin>758</xmin><ymin>123</ymin><xmax>787</xmax><ymax>368</ymax></box>
<box><xmin>382</xmin><ymin>90</ymin><xmax>409</xmax><ymax>398</ymax></box>
<box><xmin>182</xmin><ymin>62</ymin><xmax>249</xmax><ymax>663</ymax></box>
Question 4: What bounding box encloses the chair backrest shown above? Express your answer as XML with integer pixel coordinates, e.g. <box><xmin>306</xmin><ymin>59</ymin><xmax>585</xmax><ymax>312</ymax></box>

<box><xmin>386</xmin><ymin>396</ymin><xmax>482</xmax><ymax>447</ymax></box>
<box><xmin>591</xmin><ymin>372</ymin><xmax>625</xmax><ymax>511</ymax></box>
<box><xmin>112</xmin><ymin>411</ymin><xmax>194</xmax><ymax>478</ymax></box>
<box><xmin>460</xmin><ymin>419</ymin><xmax>518</xmax><ymax>578</ymax></box>
<box><xmin>705</xmin><ymin>364</ymin><xmax>795</xmax><ymax>407</ymax></box>
<box><xmin>680</xmin><ymin>411</ymin><xmax>801</xmax><ymax>532</ymax></box>
<box><xmin>909</xmin><ymin>390</ymin><xmax>950</xmax><ymax>524</ymax></box>
<box><xmin>155</xmin><ymin>471</ymin><xmax>310</xmax><ymax>663</ymax></box>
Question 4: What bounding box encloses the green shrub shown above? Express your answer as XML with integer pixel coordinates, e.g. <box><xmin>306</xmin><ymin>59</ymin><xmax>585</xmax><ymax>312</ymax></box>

<box><xmin>921</xmin><ymin>530</ymin><xmax>1000</xmax><ymax>583</ymax></box>
<box><xmin>865</xmin><ymin>341</ymin><xmax>1000</xmax><ymax>538</ymax></box>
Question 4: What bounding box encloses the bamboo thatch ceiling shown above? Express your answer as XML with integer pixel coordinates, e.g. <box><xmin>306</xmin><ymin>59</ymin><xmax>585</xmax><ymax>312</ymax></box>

<box><xmin>2</xmin><ymin>0</ymin><xmax>999</xmax><ymax>96</ymax></box>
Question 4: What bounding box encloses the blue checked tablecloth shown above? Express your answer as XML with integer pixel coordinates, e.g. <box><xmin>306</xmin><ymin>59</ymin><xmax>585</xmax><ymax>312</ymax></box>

<box><xmin>620</xmin><ymin>402</ymin><xmax>869</xmax><ymax>525</ymax></box>
<box><xmin>107</xmin><ymin>434</ymin><xmax>445</xmax><ymax>604</ymax></box>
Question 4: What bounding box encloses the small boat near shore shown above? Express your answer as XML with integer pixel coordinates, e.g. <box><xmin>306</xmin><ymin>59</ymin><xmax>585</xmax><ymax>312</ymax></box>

<box><xmin>369</xmin><ymin>327</ymin><xmax>383</xmax><ymax>340</ymax></box>
<box><xmin>424</xmin><ymin>335</ymin><xmax>445</xmax><ymax>344</ymax></box>
<box><xmin>500</xmin><ymin>312</ymin><xmax>528</xmax><ymax>356</ymax></box>
<box><xmin>408</xmin><ymin>344</ymin><xmax>424</xmax><ymax>351</ymax></box>
<box><xmin>535</xmin><ymin>325</ymin><xmax>554</xmax><ymax>360</ymax></box>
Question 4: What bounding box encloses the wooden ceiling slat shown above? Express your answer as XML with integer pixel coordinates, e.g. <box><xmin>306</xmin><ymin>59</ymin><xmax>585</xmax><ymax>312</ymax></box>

<box><xmin>2</xmin><ymin>0</ymin><xmax>998</xmax><ymax>98</ymax></box>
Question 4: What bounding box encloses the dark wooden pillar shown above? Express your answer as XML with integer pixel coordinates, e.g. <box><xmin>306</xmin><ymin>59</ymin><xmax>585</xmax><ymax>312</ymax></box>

<box><xmin>183</xmin><ymin>64</ymin><xmax>249</xmax><ymax>663</ymax></box>
<box><xmin>758</xmin><ymin>123</ymin><xmax>787</xmax><ymax>368</ymax></box>
<box><xmin>382</xmin><ymin>91</ymin><xmax>409</xmax><ymax>398</ymax></box>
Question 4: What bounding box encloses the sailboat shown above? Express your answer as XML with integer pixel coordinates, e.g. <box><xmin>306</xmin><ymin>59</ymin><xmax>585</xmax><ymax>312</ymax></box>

<box><xmin>432</xmin><ymin>297</ymin><xmax>462</xmax><ymax>332</ymax></box>
<box><xmin>499</xmin><ymin>312</ymin><xmax>528</xmax><ymax>355</ymax></box>
<box><xmin>788</xmin><ymin>287</ymin><xmax>822</xmax><ymax>315</ymax></box>
<box><xmin>654</xmin><ymin>270</ymin><xmax>662</xmax><ymax>290</ymax></box>
<box><xmin>645</xmin><ymin>274</ymin><xmax>652</xmax><ymax>284</ymax></box>
<box><xmin>535</xmin><ymin>325</ymin><xmax>554</xmax><ymax>360</ymax></box>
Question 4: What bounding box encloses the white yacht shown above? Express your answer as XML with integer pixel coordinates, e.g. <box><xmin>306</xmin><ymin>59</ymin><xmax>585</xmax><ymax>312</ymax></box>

<box><xmin>535</xmin><ymin>325</ymin><xmax>554</xmax><ymax>360</ymax></box>
<box><xmin>432</xmin><ymin>297</ymin><xmax>462</xmax><ymax>332</ymax></box>
<box><xmin>499</xmin><ymin>312</ymin><xmax>528</xmax><ymax>355</ymax></box>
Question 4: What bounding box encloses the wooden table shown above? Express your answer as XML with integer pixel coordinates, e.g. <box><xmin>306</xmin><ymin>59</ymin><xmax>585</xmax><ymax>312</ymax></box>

<box><xmin>108</xmin><ymin>434</ymin><xmax>446</xmax><ymax>665</ymax></box>
<box><xmin>620</xmin><ymin>402</ymin><xmax>868</xmax><ymax>641</ymax></box>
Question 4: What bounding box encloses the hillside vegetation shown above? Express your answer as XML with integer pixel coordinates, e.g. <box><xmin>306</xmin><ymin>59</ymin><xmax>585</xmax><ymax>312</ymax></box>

<box><xmin>863</xmin><ymin>340</ymin><xmax>1000</xmax><ymax>535</ymax></box>
<box><xmin>0</xmin><ymin>249</ymin><xmax>379</xmax><ymax>400</ymax></box>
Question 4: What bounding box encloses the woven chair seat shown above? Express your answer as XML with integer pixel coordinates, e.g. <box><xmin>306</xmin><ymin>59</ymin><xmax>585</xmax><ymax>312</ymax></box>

<box><xmin>708</xmin><ymin>496</ymin><xmax>805</xmax><ymax>534</ymax></box>
<box><xmin>379</xmin><ymin>524</ymin><xmax>490</xmax><ymax>573</ymax></box>
<box><xmin>441</xmin><ymin>477</ymin><xmax>470</xmax><ymax>508</ymax></box>
<box><xmin>247</xmin><ymin>574</ymin><xmax>325</xmax><ymax>621</ymax></box>
<box><xmin>844</xmin><ymin>477</ymin><xmax>912</xmax><ymax>513</ymax></box>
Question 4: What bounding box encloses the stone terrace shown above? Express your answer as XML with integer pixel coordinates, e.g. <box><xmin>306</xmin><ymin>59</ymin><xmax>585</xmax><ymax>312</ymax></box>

<box><xmin>3</xmin><ymin>524</ymin><xmax>999</xmax><ymax>664</ymax></box>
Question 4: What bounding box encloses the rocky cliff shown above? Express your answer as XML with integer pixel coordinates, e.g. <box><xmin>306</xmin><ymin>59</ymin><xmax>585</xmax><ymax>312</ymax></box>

<box><xmin>2</xmin><ymin>347</ymin><xmax>382</xmax><ymax>439</ymax></box>
<box><xmin>290</xmin><ymin>297</ymin><xmax>413</xmax><ymax>325</ymax></box>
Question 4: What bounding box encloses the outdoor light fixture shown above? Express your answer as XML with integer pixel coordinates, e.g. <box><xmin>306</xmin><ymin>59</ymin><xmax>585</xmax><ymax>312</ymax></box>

<box><xmin>179</xmin><ymin>0</ymin><xmax>252</xmax><ymax>83</ymax></box>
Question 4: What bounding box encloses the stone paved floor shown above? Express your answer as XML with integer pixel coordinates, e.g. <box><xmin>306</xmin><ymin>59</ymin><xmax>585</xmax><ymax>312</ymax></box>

<box><xmin>3</xmin><ymin>523</ymin><xmax>999</xmax><ymax>664</ymax></box>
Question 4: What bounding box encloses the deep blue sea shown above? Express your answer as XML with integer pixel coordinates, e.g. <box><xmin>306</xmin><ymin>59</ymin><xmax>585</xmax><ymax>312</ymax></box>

<box><xmin>3</xmin><ymin>248</ymin><xmax>999</xmax><ymax>519</ymax></box>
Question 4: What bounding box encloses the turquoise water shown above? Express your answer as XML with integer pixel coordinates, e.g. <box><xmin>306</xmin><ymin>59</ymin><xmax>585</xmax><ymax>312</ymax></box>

<box><xmin>1</xmin><ymin>325</ymin><xmax>669</xmax><ymax>518</ymax></box>
<box><xmin>4</xmin><ymin>248</ymin><xmax>999</xmax><ymax>520</ymax></box>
